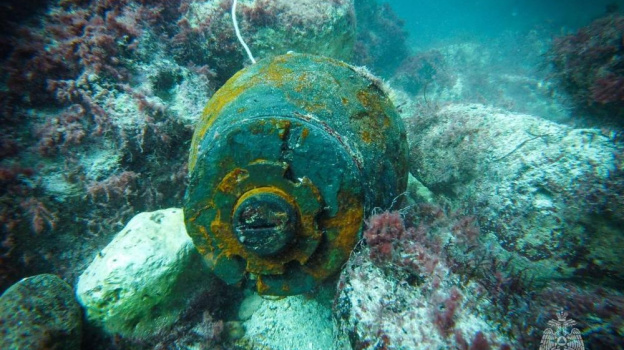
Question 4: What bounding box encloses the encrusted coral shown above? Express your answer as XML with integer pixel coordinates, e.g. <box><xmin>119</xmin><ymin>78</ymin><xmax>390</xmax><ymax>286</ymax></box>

<box><xmin>353</xmin><ymin>0</ymin><xmax>409</xmax><ymax>78</ymax></box>
<box><xmin>549</xmin><ymin>14</ymin><xmax>624</xmax><ymax>121</ymax></box>
<box><xmin>391</xmin><ymin>50</ymin><xmax>456</xmax><ymax>96</ymax></box>
<box><xmin>335</xmin><ymin>210</ymin><xmax>514</xmax><ymax>349</ymax></box>
<box><xmin>336</xmin><ymin>207</ymin><xmax>624</xmax><ymax>349</ymax></box>
<box><xmin>405</xmin><ymin>103</ymin><xmax>624</xmax><ymax>285</ymax></box>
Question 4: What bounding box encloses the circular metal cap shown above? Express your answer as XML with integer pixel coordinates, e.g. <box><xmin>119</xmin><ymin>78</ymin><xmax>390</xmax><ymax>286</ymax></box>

<box><xmin>233</xmin><ymin>191</ymin><xmax>298</xmax><ymax>256</ymax></box>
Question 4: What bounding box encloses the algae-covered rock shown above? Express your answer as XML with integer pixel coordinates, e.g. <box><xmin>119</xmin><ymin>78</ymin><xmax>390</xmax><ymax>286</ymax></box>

<box><xmin>76</xmin><ymin>208</ymin><xmax>214</xmax><ymax>339</ymax></box>
<box><xmin>335</xmin><ymin>250</ymin><xmax>511</xmax><ymax>349</ymax></box>
<box><xmin>549</xmin><ymin>14</ymin><xmax>624</xmax><ymax>120</ymax></box>
<box><xmin>240</xmin><ymin>0</ymin><xmax>356</xmax><ymax>61</ymax></box>
<box><xmin>406</xmin><ymin>103</ymin><xmax>624</xmax><ymax>285</ymax></box>
<box><xmin>181</xmin><ymin>0</ymin><xmax>356</xmax><ymax>82</ymax></box>
<box><xmin>237</xmin><ymin>291</ymin><xmax>351</xmax><ymax>350</ymax></box>
<box><xmin>0</xmin><ymin>274</ymin><xmax>82</xmax><ymax>350</ymax></box>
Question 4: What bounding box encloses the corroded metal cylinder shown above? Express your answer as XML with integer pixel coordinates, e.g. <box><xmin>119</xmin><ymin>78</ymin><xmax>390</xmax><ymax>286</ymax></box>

<box><xmin>184</xmin><ymin>53</ymin><xmax>408</xmax><ymax>295</ymax></box>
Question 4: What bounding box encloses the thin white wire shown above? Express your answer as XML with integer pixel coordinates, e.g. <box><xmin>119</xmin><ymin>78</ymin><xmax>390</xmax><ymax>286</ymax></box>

<box><xmin>232</xmin><ymin>0</ymin><xmax>257</xmax><ymax>64</ymax></box>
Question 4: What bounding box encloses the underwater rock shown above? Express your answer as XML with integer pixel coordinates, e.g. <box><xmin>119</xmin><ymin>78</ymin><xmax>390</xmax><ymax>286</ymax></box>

<box><xmin>352</xmin><ymin>0</ymin><xmax>410</xmax><ymax>78</ymax></box>
<box><xmin>391</xmin><ymin>49</ymin><xmax>456</xmax><ymax>96</ymax></box>
<box><xmin>406</xmin><ymin>103</ymin><xmax>624</xmax><ymax>285</ymax></box>
<box><xmin>549</xmin><ymin>14</ymin><xmax>624</xmax><ymax>121</ymax></box>
<box><xmin>237</xmin><ymin>292</ymin><xmax>350</xmax><ymax>350</ymax></box>
<box><xmin>76</xmin><ymin>208</ymin><xmax>215</xmax><ymax>339</ymax></box>
<box><xmin>0</xmin><ymin>274</ymin><xmax>82</xmax><ymax>350</ymax></box>
<box><xmin>237</xmin><ymin>292</ymin><xmax>263</xmax><ymax>321</ymax></box>
<box><xmin>334</xmin><ymin>248</ymin><xmax>511</xmax><ymax>349</ymax></box>
<box><xmin>0</xmin><ymin>0</ymin><xmax>203</xmax><ymax>291</ymax></box>
<box><xmin>390</xmin><ymin>41</ymin><xmax>569</xmax><ymax>122</ymax></box>
<box><xmin>182</xmin><ymin>0</ymin><xmax>356</xmax><ymax>81</ymax></box>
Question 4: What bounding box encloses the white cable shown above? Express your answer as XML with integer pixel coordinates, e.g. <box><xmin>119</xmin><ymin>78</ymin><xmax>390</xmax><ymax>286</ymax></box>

<box><xmin>232</xmin><ymin>0</ymin><xmax>256</xmax><ymax>64</ymax></box>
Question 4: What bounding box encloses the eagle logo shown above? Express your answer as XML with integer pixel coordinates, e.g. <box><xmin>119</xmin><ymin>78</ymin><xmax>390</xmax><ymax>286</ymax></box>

<box><xmin>539</xmin><ymin>311</ymin><xmax>585</xmax><ymax>350</ymax></box>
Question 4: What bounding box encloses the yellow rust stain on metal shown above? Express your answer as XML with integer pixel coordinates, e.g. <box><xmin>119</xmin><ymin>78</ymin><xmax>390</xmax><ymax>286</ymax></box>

<box><xmin>208</xmin><ymin>184</ymin><xmax>322</xmax><ymax>276</ymax></box>
<box><xmin>249</xmin><ymin>119</ymin><xmax>268</xmax><ymax>135</ymax></box>
<box><xmin>303</xmin><ymin>101</ymin><xmax>328</xmax><ymax>114</ymax></box>
<box><xmin>304</xmin><ymin>192</ymin><xmax>364</xmax><ymax>281</ymax></box>
<box><xmin>248</xmin><ymin>158</ymin><xmax>269</xmax><ymax>165</ymax></box>
<box><xmin>286</xmin><ymin>80</ymin><xmax>330</xmax><ymax>114</ymax></box>
<box><xmin>194</xmin><ymin>226</ymin><xmax>212</xmax><ymax>258</ymax></box>
<box><xmin>275</xmin><ymin>120</ymin><xmax>291</xmax><ymax>140</ymax></box>
<box><xmin>356</xmin><ymin>89</ymin><xmax>388</xmax><ymax>121</ymax></box>
<box><xmin>301</xmin><ymin>127</ymin><xmax>309</xmax><ymax>142</ymax></box>
<box><xmin>352</xmin><ymin>88</ymin><xmax>393</xmax><ymax>145</ymax></box>
<box><xmin>329</xmin><ymin>205</ymin><xmax>363</xmax><ymax>254</ymax></box>
<box><xmin>361</xmin><ymin>130</ymin><xmax>372</xmax><ymax>144</ymax></box>
<box><xmin>246</xmin><ymin>256</ymin><xmax>287</xmax><ymax>275</ymax></box>
<box><xmin>257</xmin><ymin>276</ymin><xmax>270</xmax><ymax>295</ymax></box>
<box><xmin>341</xmin><ymin>97</ymin><xmax>349</xmax><ymax>106</ymax></box>
<box><xmin>186</xmin><ymin>199</ymin><xmax>216</xmax><ymax>224</ymax></box>
<box><xmin>295</xmin><ymin>73</ymin><xmax>309</xmax><ymax>92</ymax></box>
<box><xmin>189</xmin><ymin>57</ymin><xmax>295</xmax><ymax>171</ymax></box>
<box><xmin>233</xmin><ymin>187</ymin><xmax>296</xmax><ymax>218</ymax></box>
<box><xmin>199</xmin><ymin>225</ymin><xmax>209</xmax><ymax>238</ymax></box>
<box><xmin>217</xmin><ymin>168</ymin><xmax>249</xmax><ymax>194</ymax></box>
<box><xmin>311</xmin><ymin>55</ymin><xmax>349</xmax><ymax>69</ymax></box>
<box><xmin>262</xmin><ymin>57</ymin><xmax>294</xmax><ymax>87</ymax></box>
<box><xmin>189</xmin><ymin>69</ymin><xmax>249</xmax><ymax>171</ymax></box>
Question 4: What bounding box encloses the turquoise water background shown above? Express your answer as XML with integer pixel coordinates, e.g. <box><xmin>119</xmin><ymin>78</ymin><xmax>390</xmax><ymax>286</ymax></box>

<box><xmin>386</xmin><ymin>0</ymin><xmax>623</xmax><ymax>47</ymax></box>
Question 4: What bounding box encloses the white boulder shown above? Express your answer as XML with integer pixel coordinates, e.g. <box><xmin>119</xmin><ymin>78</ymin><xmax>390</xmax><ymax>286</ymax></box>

<box><xmin>76</xmin><ymin>208</ymin><xmax>213</xmax><ymax>338</ymax></box>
